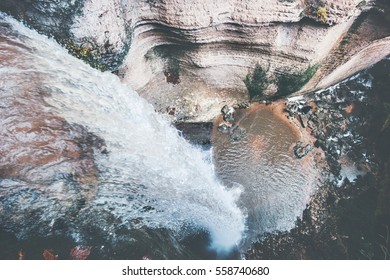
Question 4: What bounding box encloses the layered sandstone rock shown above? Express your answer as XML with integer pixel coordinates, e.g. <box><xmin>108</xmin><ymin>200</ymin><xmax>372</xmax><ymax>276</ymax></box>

<box><xmin>1</xmin><ymin>0</ymin><xmax>389</xmax><ymax>121</ymax></box>
<box><xmin>71</xmin><ymin>0</ymin><xmax>390</xmax><ymax>120</ymax></box>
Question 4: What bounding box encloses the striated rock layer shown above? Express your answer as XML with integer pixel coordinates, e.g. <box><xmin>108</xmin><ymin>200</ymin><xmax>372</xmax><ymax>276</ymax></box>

<box><xmin>75</xmin><ymin>0</ymin><xmax>390</xmax><ymax>121</ymax></box>
<box><xmin>2</xmin><ymin>0</ymin><xmax>390</xmax><ymax>120</ymax></box>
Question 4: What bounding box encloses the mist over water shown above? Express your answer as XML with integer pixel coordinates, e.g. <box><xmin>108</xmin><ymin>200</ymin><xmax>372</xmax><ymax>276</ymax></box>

<box><xmin>0</xmin><ymin>14</ymin><xmax>245</xmax><ymax>252</ymax></box>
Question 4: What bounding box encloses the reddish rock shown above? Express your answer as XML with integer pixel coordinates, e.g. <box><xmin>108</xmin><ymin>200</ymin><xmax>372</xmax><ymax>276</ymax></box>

<box><xmin>70</xmin><ymin>246</ymin><xmax>92</xmax><ymax>260</ymax></box>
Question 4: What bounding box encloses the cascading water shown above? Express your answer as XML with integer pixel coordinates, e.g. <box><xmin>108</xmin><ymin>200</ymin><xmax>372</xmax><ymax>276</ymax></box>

<box><xmin>0</xmin><ymin>14</ymin><xmax>245</xmax><ymax>255</ymax></box>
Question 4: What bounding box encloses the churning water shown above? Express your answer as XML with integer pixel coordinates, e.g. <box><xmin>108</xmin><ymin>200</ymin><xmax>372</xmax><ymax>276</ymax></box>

<box><xmin>0</xmin><ymin>14</ymin><xmax>245</xmax><ymax>254</ymax></box>
<box><xmin>0</xmin><ymin>13</ymin><xmax>320</xmax><ymax>259</ymax></box>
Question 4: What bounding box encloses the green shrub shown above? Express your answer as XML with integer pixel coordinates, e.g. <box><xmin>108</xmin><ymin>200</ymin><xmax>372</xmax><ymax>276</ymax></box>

<box><xmin>244</xmin><ymin>63</ymin><xmax>269</xmax><ymax>101</ymax></box>
<box><xmin>316</xmin><ymin>7</ymin><xmax>328</xmax><ymax>23</ymax></box>
<box><xmin>276</xmin><ymin>65</ymin><xmax>318</xmax><ymax>97</ymax></box>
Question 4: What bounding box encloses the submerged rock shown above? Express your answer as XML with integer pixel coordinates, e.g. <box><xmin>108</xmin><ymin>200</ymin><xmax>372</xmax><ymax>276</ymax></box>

<box><xmin>293</xmin><ymin>141</ymin><xmax>312</xmax><ymax>159</ymax></box>
<box><xmin>229</xmin><ymin>126</ymin><xmax>247</xmax><ymax>142</ymax></box>
<box><xmin>218</xmin><ymin>122</ymin><xmax>232</xmax><ymax>133</ymax></box>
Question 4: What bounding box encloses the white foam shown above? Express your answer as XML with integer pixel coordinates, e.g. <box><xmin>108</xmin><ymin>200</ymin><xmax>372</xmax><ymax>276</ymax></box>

<box><xmin>2</xmin><ymin>14</ymin><xmax>245</xmax><ymax>251</ymax></box>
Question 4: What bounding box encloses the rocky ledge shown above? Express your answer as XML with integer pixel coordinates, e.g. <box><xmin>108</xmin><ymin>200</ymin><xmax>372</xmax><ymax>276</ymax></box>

<box><xmin>1</xmin><ymin>1</ymin><xmax>390</xmax><ymax>121</ymax></box>
<box><xmin>245</xmin><ymin>58</ymin><xmax>390</xmax><ymax>260</ymax></box>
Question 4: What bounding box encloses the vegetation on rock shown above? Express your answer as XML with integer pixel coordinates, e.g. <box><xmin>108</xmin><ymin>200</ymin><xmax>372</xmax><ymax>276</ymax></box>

<box><xmin>243</xmin><ymin>63</ymin><xmax>269</xmax><ymax>101</ymax></box>
<box><xmin>303</xmin><ymin>0</ymin><xmax>330</xmax><ymax>24</ymax></box>
<box><xmin>276</xmin><ymin>65</ymin><xmax>318</xmax><ymax>97</ymax></box>
<box><xmin>65</xmin><ymin>41</ymin><xmax>107</xmax><ymax>71</ymax></box>
<box><xmin>316</xmin><ymin>7</ymin><xmax>328</xmax><ymax>23</ymax></box>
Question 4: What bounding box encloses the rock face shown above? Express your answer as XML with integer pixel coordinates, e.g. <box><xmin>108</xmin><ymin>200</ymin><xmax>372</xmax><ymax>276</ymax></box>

<box><xmin>0</xmin><ymin>0</ymin><xmax>84</xmax><ymax>39</ymax></box>
<box><xmin>121</xmin><ymin>0</ymin><xmax>385</xmax><ymax>121</ymax></box>
<box><xmin>2</xmin><ymin>0</ymin><xmax>389</xmax><ymax>120</ymax></box>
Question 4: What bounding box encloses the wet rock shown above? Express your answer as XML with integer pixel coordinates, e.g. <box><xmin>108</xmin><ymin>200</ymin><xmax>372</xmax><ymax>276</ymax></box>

<box><xmin>327</xmin><ymin>158</ymin><xmax>341</xmax><ymax>177</ymax></box>
<box><xmin>221</xmin><ymin>105</ymin><xmax>235</xmax><ymax>123</ymax></box>
<box><xmin>293</xmin><ymin>141</ymin><xmax>312</xmax><ymax>159</ymax></box>
<box><xmin>218</xmin><ymin>122</ymin><xmax>232</xmax><ymax>133</ymax></box>
<box><xmin>174</xmin><ymin>122</ymin><xmax>213</xmax><ymax>146</ymax></box>
<box><xmin>317</xmin><ymin>112</ymin><xmax>326</xmax><ymax>120</ymax></box>
<box><xmin>246</xmin><ymin>57</ymin><xmax>390</xmax><ymax>260</ymax></box>
<box><xmin>285</xmin><ymin>99</ymin><xmax>313</xmax><ymax>122</ymax></box>
<box><xmin>262</xmin><ymin>100</ymin><xmax>272</xmax><ymax>105</ymax></box>
<box><xmin>286</xmin><ymin>102</ymin><xmax>299</xmax><ymax>115</ymax></box>
<box><xmin>314</xmin><ymin>139</ymin><xmax>325</xmax><ymax>149</ymax></box>
<box><xmin>221</xmin><ymin>105</ymin><xmax>229</xmax><ymax>115</ymax></box>
<box><xmin>299</xmin><ymin>114</ymin><xmax>309</xmax><ymax>128</ymax></box>
<box><xmin>300</xmin><ymin>105</ymin><xmax>313</xmax><ymax>114</ymax></box>
<box><xmin>233</xmin><ymin>102</ymin><xmax>250</xmax><ymax>109</ymax></box>
<box><xmin>229</xmin><ymin>126</ymin><xmax>247</xmax><ymax>142</ymax></box>
<box><xmin>307</xmin><ymin>119</ymin><xmax>315</xmax><ymax>129</ymax></box>
<box><xmin>0</xmin><ymin>0</ymin><xmax>130</xmax><ymax>71</ymax></box>
<box><xmin>0</xmin><ymin>0</ymin><xmax>83</xmax><ymax>40</ymax></box>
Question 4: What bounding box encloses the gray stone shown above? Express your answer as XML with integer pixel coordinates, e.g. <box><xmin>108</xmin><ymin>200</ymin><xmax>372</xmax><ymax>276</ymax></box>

<box><xmin>299</xmin><ymin>114</ymin><xmax>309</xmax><ymax>128</ymax></box>
<box><xmin>229</xmin><ymin>126</ymin><xmax>247</xmax><ymax>142</ymax></box>
<box><xmin>293</xmin><ymin>141</ymin><xmax>312</xmax><ymax>159</ymax></box>
<box><xmin>221</xmin><ymin>105</ymin><xmax>235</xmax><ymax>123</ymax></box>
<box><xmin>218</xmin><ymin>122</ymin><xmax>232</xmax><ymax>133</ymax></box>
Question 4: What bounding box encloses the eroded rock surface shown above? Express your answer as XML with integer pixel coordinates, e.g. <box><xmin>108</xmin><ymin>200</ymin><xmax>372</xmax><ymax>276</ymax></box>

<box><xmin>2</xmin><ymin>1</ymin><xmax>389</xmax><ymax>121</ymax></box>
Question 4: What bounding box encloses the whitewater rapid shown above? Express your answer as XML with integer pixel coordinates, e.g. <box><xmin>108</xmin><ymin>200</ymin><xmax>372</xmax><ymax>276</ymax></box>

<box><xmin>0</xmin><ymin>14</ymin><xmax>245</xmax><ymax>251</ymax></box>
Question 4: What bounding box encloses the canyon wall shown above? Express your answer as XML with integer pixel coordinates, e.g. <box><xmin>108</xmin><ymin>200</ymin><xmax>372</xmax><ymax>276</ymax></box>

<box><xmin>1</xmin><ymin>0</ymin><xmax>389</xmax><ymax>120</ymax></box>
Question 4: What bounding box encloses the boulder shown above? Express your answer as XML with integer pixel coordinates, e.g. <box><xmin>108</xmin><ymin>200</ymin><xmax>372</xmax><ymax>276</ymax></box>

<box><xmin>229</xmin><ymin>126</ymin><xmax>247</xmax><ymax>142</ymax></box>
<box><xmin>293</xmin><ymin>141</ymin><xmax>312</xmax><ymax>159</ymax></box>
<box><xmin>221</xmin><ymin>105</ymin><xmax>235</xmax><ymax>123</ymax></box>
<box><xmin>174</xmin><ymin>122</ymin><xmax>213</xmax><ymax>146</ymax></box>
<box><xmin>218</xmin><ymin>122</ymin><xmax>232</xmax><ymax>133</ymax></box>
<box><xmin>299</xmin><ymin>114</ymin><xmax>309</xmax><ymax>128</ymax></box>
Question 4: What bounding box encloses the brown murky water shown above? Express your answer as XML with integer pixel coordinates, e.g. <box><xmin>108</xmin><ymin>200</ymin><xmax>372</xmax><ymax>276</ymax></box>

<box><xmin>212</xmin><ymin>106</ymin><xmax>318</xmax><ymax>249</ymax></box>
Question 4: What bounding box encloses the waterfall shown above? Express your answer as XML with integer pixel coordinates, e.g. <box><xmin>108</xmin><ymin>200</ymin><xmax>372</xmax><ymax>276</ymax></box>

<box><xmin>0</xmin><ymin>14</ymin><xmax>245</xmax><ymax>252</ymax></box>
